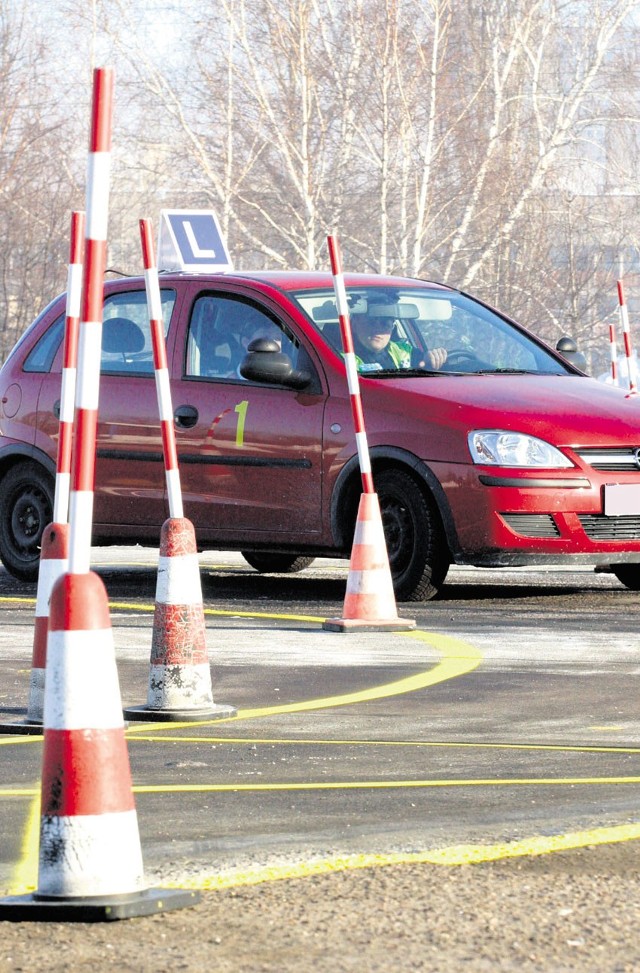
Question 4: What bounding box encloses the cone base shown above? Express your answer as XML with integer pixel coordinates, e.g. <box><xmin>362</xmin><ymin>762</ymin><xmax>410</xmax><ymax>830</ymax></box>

<box><xmin>0</xmin><ymin>887</ymin><xmax>200</xmax><ymax>922</ymax></box>
<box><xmin>323</xmin><ymin>617</ymin><xmax>416</xmax><ymax>633</ymax></box>
<box><xmin>0</xmin><ymin>717</ymin><xmax>43</xmax><ymax>736</ymax></box>
<box><xmin>123</xmin><ymin>703</ymin><xmax>236</xmax><ymax>722</ymax></box>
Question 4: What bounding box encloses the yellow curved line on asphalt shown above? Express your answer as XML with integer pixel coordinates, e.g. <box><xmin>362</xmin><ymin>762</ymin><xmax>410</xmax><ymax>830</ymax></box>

<box><xmin>122</xmin><ymin>630</ymin><xmax>483</xmax><ymax>731</ymax></box>
<box><xmin>164</xmin><ymin>821</ymin><xmax>640</xmax><ymax>891</ymax></box>
<box><xmin>9</xmin><ymin>812</ymin><xmax>640</xmax><ymax>896</ymax></box>
<box><xmin>237</xmin><ymin>630</ymin><xmax>481</xmax><ymax>720</ymax></box>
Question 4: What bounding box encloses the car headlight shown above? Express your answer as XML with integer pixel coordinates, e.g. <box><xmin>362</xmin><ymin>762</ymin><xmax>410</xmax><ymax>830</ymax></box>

<box><xmin>468</xmin><ymin>430</ymin><xmax>573</xmax><ymax>468</ymax></box>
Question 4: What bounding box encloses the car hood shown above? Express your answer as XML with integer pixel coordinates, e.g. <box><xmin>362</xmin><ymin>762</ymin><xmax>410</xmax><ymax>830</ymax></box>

<box><xmin>369</xmin><ymin>373</ymin><xmax>640</xmax><ymax>448</ymax></box>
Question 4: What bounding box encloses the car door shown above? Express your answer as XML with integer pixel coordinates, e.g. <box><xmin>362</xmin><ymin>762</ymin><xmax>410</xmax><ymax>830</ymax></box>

<box><xmin>170</xmin><ymin>289</ymin><xmax>326</xmax><ymax>540</ymax></box>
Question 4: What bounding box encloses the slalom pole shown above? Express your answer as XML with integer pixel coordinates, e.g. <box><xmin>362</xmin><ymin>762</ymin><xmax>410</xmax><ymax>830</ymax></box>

<box><xmin>323</xmin><ymin>233</ymin><xmax>414</xmax><ymax>633</ymax></box>
<box><xmin>122</xmin><ymin>219</ymin><xmax>236</xmax><ymax>722</ymax></box>
<box><xmin>617</xmin><ymin>280</ymin><xmax>637</xmax><ymax>395</ymax></box>
<box><xmin>608</xmin><ymin>318</ymin><xmax>619</xmax><ymax>386</ymax></box>
<box><xmin>53</xmin><ymin>211</ymin><xmax>85</xmax><ymax>523</ymax></box>
<box><xmin>139</xmin><ymin>218</ymin><xmax>183</xmax><ymax>518</ymax></box>
<box><xmin>327</xmin><ymin>234</ymin><xmax>375</xmax><ymax>495</ymax></box>
<box><xmin>67</xmin><ymin>68</ymin><xmax>114</xmax><ymax>573</ymax></box>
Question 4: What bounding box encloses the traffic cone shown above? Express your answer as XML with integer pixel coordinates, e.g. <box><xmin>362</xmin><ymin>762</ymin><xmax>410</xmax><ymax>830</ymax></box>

<box><xmin>0</xmin><ymin>522</ymin><xmax>69</xmax><ymax>735</ymax></box>
<box><xmin>124</xmin><ymin>517</ymin><xmax>236</xmax><ymax>722</ymax></box>
<box><xmin>0</xmin><ymin>570</ymin><xmax>199</xmax><ymax>919</ymax></box>
<box><xmin>323</xmin><ymin>492</ymin><xmax>416</xmax><ymax>632</ymax></box>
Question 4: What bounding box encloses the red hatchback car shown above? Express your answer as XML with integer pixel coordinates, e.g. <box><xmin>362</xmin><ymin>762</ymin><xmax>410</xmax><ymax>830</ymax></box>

<box><xmin>2</xmin><ymin>269</ymin><xmax>640</xmax><ymax>600</ymax></box>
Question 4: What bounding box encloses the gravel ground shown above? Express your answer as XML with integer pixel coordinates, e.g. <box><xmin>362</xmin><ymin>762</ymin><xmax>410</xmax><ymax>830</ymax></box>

<box><xmin>0</xmin><ymin>842</ymin><xmax>639</xmax><ymax>972</ymax></box>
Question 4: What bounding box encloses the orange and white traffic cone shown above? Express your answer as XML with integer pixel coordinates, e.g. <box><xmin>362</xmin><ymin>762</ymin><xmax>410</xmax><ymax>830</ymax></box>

<box><xmin>0</xmin><ymin>522</ymin><xmax>69</xmax><ymax>735</ymax></box>
<box><xmin>323</xmin><ymin>492</ymin><xmax>415</xmax><ymax>632</ymax></box>
<box><xmin>124</xmin><ymin>517</ymin><xmax>236</xmax><ymax>722</ymax></box>
<box><xmin>28</xmin><ymin>522</ymin><xmax>69</xmax><ymax>723</ymax></box>
<box><xmin>0</xmin><ymin>570</ymin><xmax>198</xmax><ymax>919</ymax></box>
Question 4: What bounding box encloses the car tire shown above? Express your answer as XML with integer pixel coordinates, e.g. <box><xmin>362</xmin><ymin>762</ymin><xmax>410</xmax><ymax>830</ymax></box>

<box><xmin>241</xmin><ymin>552</ymin><xmax>316</xmax><ymax>574</ymax></box>
<box><xmin>0</xmin><ymin>462</ymin><xmax>54</xmax><ymax>582</ymax></box>
<box><xmin>611</xmin><ymin>564</ymin><xmax>640</xmax><ymax>590</ymax></box>
<box><xmin>374</xmin><ymin>468</ymin><xmax>450</xmax><ymax>602</ymax></box>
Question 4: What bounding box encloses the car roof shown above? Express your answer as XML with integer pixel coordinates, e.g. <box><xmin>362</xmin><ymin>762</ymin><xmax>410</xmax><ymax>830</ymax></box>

<box><xmin>145</xmin><ymin>269</ymin><xmax>455</xmax><ymax>292</ymax></box>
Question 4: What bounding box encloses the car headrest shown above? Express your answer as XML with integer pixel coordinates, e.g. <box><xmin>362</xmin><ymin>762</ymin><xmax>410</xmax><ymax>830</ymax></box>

<box><xmin>102</xmin><ymin>317</ymin><xmax>146</xmax><ymax>354</ymax></box>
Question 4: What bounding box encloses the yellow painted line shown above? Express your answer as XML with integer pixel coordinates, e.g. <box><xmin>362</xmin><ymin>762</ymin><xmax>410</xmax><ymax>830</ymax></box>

<box><xmin>0</xmin><ymin>736</ymin><xmax>42</xmax><ymax>746</ymax></box>
<box><xmin>5</xmin><ymin>774</ymin><xmax>640</xmax><ymax>801</ymax></box>
<box><xmin>8</xmin><ymin>814</ymin><xmax>640</xmax><ymax>897</ymax></box>
<box><xmin>7</xmin><ymin>792</ymin><xmax>39</xmax><ymax>894</ymax></box>
<box><xmin>131</xmin><ymin>776</ymin><xmax>640</xmax><ymax>792</ymax></box>
<box><xmin>110</xmin><ymin>599</ymin><xmax>326</xmax><ymax>623</ymax></box>
<box><xmin>124</xmin><ymin>631</ymin><xmax>482</xmax><ymax>731</ymax></box>
<box><xmin>0</xmin><ymin>594</ymin><xmax>324</xmax><ymax>623</ymax></box>
<box><xmin>163</xmin><ymin>821</ymin><xmax>640</xmax><ymax>891</ymax></box>
<box><xmin>128</xmin><ymin>734</ymin><xmax>640</xmax><ymax>755</ymax></box>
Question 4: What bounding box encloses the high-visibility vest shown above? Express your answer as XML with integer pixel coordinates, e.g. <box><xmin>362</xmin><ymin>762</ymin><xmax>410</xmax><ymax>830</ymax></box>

<box><xmin>353</xmin><ymin>340</ymin><xmax>412</xmax><ymax>372</ymax></box>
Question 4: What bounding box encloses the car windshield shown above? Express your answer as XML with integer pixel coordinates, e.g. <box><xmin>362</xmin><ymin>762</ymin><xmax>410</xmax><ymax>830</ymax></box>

<box><xmin>290</xmin><ymin>286</ymin><xmax>570</xmax><ymax>376</ymax></box>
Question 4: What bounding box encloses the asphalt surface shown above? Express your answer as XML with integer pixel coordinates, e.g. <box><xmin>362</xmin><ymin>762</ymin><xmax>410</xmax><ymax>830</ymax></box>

<box><xmin>0</xmin><ymin>551</ymin><xmax>640</xmax><ymax>970</ymax></box>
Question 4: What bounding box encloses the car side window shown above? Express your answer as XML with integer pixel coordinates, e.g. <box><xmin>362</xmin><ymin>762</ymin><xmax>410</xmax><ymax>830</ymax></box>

<box><xmin>22</xmin><ymin>290</ymin><xmax>177</xmax><ymax>375</ymax></box>
<box><xmin>186</xmin><ymin>294</ymin><xmax>298</xmax><ymax>381</ymax></box>
<box><xmin>101</xmin><ymin>289</ymin><xmax>176</xmax><ymax>374</ymax></box>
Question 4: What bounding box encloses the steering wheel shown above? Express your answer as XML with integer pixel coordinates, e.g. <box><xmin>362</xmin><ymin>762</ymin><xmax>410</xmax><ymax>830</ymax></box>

<box><xmin>441</xmin><ymin>348</ymin><xmax>485</xmax><ymax>370</ymax></box>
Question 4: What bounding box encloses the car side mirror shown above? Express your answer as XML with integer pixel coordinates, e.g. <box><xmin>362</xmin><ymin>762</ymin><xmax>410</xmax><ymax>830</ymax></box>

<box><xmin>239</xmin><ymin>338</ymin><xmax>312</xmax><ymax>390</ymax></box>
<box><xmin>555</xmin><ymin>335</ymin><xmax>587</xmax><ymax>372</ymax></box>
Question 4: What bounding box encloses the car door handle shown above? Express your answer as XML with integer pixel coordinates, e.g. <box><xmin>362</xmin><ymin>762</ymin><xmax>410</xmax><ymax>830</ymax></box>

<box><xmin>174</xmin><ymin>404</ymin><xmax>199</xmax><ymax>428</ymax></box>
<box><xmin>53</xmin><ymin>399</ymin><xmax>61</xmax><ymax>419</ymax></box>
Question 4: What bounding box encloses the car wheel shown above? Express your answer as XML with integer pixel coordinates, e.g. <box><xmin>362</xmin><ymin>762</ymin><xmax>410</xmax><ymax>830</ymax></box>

<box><xmin>611</xmin><ymin>564</ymin><xmax>640</xmax><ymax>590</ymax></box>
<box><xmin>0</xmin><ymin>462</ymin><xmax>54</xmax><ymax>581</ymax></box>
<box><xmin>241</xmin><ymin>552</ymin><xmax>316</xmax><ymax>574</ymax></box>
<box><xmin>374</xmin><ymin>468</ymin><xmax>450</xmax><ymax>602</ymax></box>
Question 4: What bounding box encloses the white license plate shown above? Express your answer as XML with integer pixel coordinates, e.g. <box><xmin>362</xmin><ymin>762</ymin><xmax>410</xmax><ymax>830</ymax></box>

<box><xmin>604</xmin><ymin>483</ymin><xmax>640</xmax><ymax>516</ymax></box>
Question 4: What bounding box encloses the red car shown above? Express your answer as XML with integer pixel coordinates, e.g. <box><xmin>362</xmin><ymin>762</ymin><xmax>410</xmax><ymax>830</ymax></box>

<box><xmin>1</xmin><ymin>269</ymin><xmax>640</xmax><ymax>600</ymax></box>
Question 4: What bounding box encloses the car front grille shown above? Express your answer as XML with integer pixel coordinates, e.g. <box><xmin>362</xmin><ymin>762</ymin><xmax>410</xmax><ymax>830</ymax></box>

<box><xmin>574</xmin><ymin>447</ymin><xmax>640</xmax><ymax>473</ymax></box>
<box><xmin>500</xmin><ymin>514</ymin><xmax>561</xmax><ymax>538</ymax></box>
<box><xmin>578</xmin><ymin>514</ymin><xmax>640</xmax><ymax>540</ymax></box>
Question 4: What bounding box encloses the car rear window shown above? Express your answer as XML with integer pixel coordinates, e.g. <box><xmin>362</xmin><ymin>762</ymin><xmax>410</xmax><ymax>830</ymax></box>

<box><xmin>23</xmin><ymin>315</ymin><xmax>65</xmax><ymax>372</ymax></box>
<box><xmin>23</xmin><ymin>289</ymin><xmax>177</xmax><ymax>375</ymax></box>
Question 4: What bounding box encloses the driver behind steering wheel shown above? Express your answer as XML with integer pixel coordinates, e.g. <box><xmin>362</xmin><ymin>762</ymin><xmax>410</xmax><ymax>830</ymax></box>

<box><xmin>351</xmin><ymin>298</ymin><xmax>448</xmax><ymax>373</ymax></box>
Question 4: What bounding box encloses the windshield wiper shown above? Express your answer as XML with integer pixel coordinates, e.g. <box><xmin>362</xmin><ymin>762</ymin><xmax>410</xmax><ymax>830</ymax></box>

<box><xmin>360</xmin><ymin>367</ymin><xmax>445</xmax><ymax>377</ymax></box>
<box><xmin>473</xmin><ymin>368</ymin><xmax>539</xmax><ymax>375</ymax></box>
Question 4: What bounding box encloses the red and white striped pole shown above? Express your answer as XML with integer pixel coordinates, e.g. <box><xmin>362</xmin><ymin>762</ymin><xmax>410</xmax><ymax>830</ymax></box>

<box><xmin>608</xmin><ymin>318</ymin><xmax>619</xmax><ymax>386</ymax></box>
<box><xmin>139</xmin><ymin>218</ymin><xmax>183</xmax><ymax>518</ymax></box>
<box><xmin>67</xmin><ymin>68</ymin><xmax>114</xmax><ymax>574</ymax></box>
<box><xmin>323</xmin><ymin>233</ymin><xmax>414</xmax><ymax>633</ymax></box>
<box><xmin>21</xmin><ymin>213</ymin><xmax>84</xmax><ymax>727</ymax></box>
<box><xmin>54</xmin><ymin>210</ymin><xmax>85</xmax><ymax>523</ymax></box>
<box><xmin>617</xmin><ymin>280</ymin><xmax>637</xmax><ymax>395</ymax></box>
<box><xmin>327</xmin><ymin>234</ymin><xmax>375</xmax><ymax>495</ymax></box>
<box><xmin>121</xmin><ymin>219</ymin><xmax>235</xmax><ymax>722</ymax></box>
